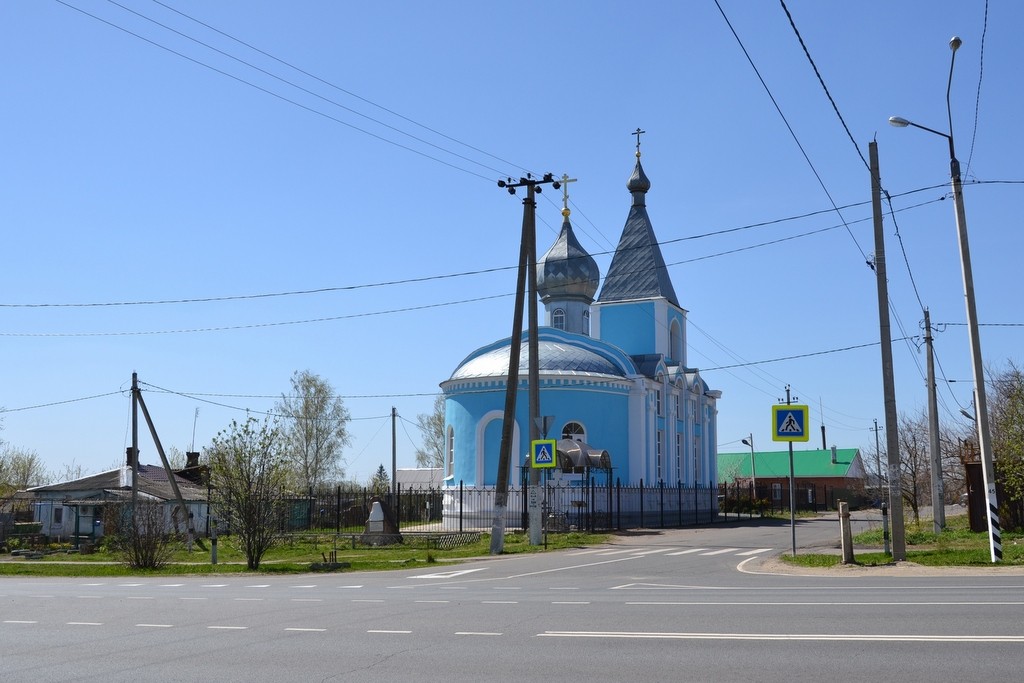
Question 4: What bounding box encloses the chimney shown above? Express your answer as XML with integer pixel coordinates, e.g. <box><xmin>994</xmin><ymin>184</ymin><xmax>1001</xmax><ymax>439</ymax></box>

<box><xmin>830</xmin><ymin>446</ymin><xmax>837</xmax><ymax>464</ymax></box>
<box><xmin>186</xmin><ymin>452</ymin><xmax>200</xmax><ymax>469</ymax></box>
<box><xmin>126</xmin><ymin>446</ymin><xmax>137</xmax><ymax>468</ymax></box>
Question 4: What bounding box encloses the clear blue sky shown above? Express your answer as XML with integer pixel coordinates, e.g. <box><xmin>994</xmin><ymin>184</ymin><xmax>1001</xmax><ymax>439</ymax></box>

<box><xmin>2</xmin><ymin>1</ymin><xmax>1021</xmax><ymax>484</ymax></box>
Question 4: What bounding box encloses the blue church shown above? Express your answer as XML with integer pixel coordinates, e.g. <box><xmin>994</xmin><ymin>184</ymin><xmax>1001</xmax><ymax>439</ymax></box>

<box><xmin>440</xmin><ymin>146</ymin><xmax>720</xmax><ymax>493</ymax></box>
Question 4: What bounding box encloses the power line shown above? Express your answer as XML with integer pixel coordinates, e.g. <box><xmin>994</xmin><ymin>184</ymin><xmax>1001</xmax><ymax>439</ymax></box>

<box><xmin>963</xmin><ymin>0</ymin><xmax>989</xmax><ymax>179</ymax></box>
<box><xmin>779</xmin><ymin>0</ymin><xmax>869</xmax><ymax>171</ymax></box>
<box><xmin>714</xmin><ymin>0</ymin><xmax>868</xmax><ymax>264</ymax></box>
<box><xmin>0</xmin><ymin>391</ymin><xmax>123</xmax><ymax>413</ymax></box>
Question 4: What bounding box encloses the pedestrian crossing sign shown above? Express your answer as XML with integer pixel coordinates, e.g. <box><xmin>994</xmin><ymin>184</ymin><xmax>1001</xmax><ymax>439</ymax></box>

<box><xmin>531</xmin><ymin>439</ymin><xmax>557</xmax><ymax>468</ymax></box>
<box><xmin>772</xmin><ymin>404</ymin><xmax>810</xmax><ymax>442</ymax></box>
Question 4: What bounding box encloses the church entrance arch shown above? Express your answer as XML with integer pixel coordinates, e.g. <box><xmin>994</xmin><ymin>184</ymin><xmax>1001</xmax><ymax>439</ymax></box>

<box><xmin>561</xmin><ymin>421</ymin><xmax>586</xmax><ymax>443</ymax></box>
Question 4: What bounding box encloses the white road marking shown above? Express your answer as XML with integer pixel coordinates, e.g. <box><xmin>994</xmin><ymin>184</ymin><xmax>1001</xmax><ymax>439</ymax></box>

<box><xmin>456</xmin><ymin>631</ymin><xmax>502</xmax><ymax>636</ymax></box>
<box><xmin>137</xmin><ymin>624</ymin><xmax>173</xmax><ymax>628</ymax></box>
<box><xmin>629</xmin><ymin>548</ymin><xmax>673</xmax><ymax>556</ymax></box>
<box><xmin>234</xmin><ymin>598</ymin><xmax>264</xmax><ymax>601</ymax></box>
<box><xmin>415</xmin><ymin>600</ymin><xmax>450</xmax><ymax>604</ymax></box>
<box><xmin>666</xmin><ymin>548</ymin><xmax>708</xmax><ymax>555</ymax></box>
<box><xmin>735</xmin><ymin>548</ymin><xmax>773</xmax><ymax>556</ymax></box>
<box><xmin>180</xmin><ymin>597</ymin><xmax>207</xmax><ymax>601</ymax></box>
<box><xmin>352</xmin><ymin>599</ymin><xmax>384</xmax><ymax>603</ymax></box>
<box><xmin>539</xmin><ymin>630</ymin><xmax>1024</xmax><ymax>643</ymax></box>
<box><xmin>160</xmin><ymin>584</ymin><xmax>184</xmax><ymax>587</ymax></box>
<box><xmin>126</xmin><ymin>596</ymin><xmax>153</xmax><ymax>600</ymax></box>
<box><xmin>81</xmin><ymin>583</ymin><xmax>105</xmax><ymax>586</ymax></box>
<box><xmin>285</xmin><ymin>627</ymin><xmax>326</xmax><ymax>632</ymax></box>
<box><xmin>291</xmin><ymin>598</ymin><xmax>323</xmax><ymax>602</ymax></box>
<box><xmin>700</xmin><ymin>548</ymin><xmax>741</xmax><ymax>556</ymax></box>
<box><xmin>368</xmin><ymin>629</ymin><xmax>411</xmax><ymax>634</ymax></box>
<box><xmin>409</xmin><ymin>568</ymin><xmax>486</xmax><ymax>579</ymax></box>
<box><xmin>482</xmin><ymin>601</ymin><xmax>518</xmax><ymax>604</ymax></box>
<box><xmin>202</xmin><ymin>584</ymin><xmax>227</xmax><ymax>588</ymax></box>
<box><xmin>119</xmin><ymin>583</ymin><xmax>143</xmax><ymax>587</ymax></box>
<box><xmin>552</xmin><ymin>601</ymin><xmax>591</xmax><ymax>605</ymax></box>
<box><xmin>4</xmin><ymin>620</ymin><xmax>38</xmax><ymax>624</ymax></box>
<box><xmin>338</xmin><ymin>585</ymin><xmax>363</xmax><ymax>589</ymax></box>
<box><xmin>291</xmin><ymin>585</ymin><xmax>317</xmax><ymax>589</ymax></box>
<box><xmin>67</xmin><ymin>622</ymin><xmax>102</xmax><ymax>626</ymax></box>
<box><xmin>245</xmin><ymin>585</ymin><xmax>271</xmax><ymax>588</ymax></box>
<box><xmin>208</xmin><ymin>626</ymin><xmax>247</xmax><ymax>630</ymax></box>
<box><xmin>76</xmin><ymin>595</ymin><xmax>102</xmax><ymax>599</ymax></box>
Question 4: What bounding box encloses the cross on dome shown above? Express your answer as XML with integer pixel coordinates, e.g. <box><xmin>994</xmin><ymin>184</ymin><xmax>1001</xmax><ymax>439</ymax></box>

<box><xmin>633</xmin><ymin>127</ymin><xmax>645</xmax><ymax>157</ymax></box>
<box><xmin>559</xmin><ymin>173</ymin><xmax>577</xmax><ymax>218</ymax></box>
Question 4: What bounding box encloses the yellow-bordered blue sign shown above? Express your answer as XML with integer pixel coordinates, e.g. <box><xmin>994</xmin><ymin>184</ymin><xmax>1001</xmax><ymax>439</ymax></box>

<box><xmin>531</xmin><ymin>439</ymin><xmax>557</xmax><ymax>468</ymax></box>
<box><xmin>772</xmin><ymin>405</ymin><xmax>810</xmax><ymax>442</ymax></box>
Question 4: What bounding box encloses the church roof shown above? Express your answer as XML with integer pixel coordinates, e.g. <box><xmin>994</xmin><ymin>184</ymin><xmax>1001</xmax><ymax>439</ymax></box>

<box><xmin>446</xmin><ymin>328</ymin><xmax>636</xmax><ymax>381</ymax></box>
<box><xmin>537</xmin><ymin>216</ymin><xmax>600</xmax><ymax>303</ymax></box>
<box><xmin>597</xmin><ymin>155</ymin><xmax>680</xmax><ymax>308</ymax></box>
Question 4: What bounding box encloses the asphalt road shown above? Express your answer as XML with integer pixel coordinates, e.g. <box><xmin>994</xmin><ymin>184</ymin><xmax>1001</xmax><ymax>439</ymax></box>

<box><xmin>2</xmin><ymin>516</ymin><xmax>1022</xmax><ymax>682</ymax></box>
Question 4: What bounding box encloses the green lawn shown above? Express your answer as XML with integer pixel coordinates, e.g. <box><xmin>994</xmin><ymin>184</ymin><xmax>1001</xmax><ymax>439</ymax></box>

<box><xmin>0</xmin><ymin>531</ymin><xmax>608</xmax><ymax>577</ymax></box>
<box><xmin>784</xmin><ymin>513</ymin><xmax>1024</xmax><ymax>568</ymax></box>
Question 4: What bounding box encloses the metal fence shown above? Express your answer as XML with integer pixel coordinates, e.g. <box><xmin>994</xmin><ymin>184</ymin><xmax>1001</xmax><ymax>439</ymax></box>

<box><xmin>286</xmin><ymin>480</ymin><xmax>766</xmax><ymax>534</ymax></box>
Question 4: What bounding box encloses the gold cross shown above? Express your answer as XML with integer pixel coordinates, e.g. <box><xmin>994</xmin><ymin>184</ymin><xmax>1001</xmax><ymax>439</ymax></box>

<box><xmin>633</xmin><ymin>128</ymin><xmax>646</xmax><ymax>156</ymax></box>
<box><xmin>559</xmin><ymin>174</ymin><xmax>578</xmax><ymax>214</ymax></box>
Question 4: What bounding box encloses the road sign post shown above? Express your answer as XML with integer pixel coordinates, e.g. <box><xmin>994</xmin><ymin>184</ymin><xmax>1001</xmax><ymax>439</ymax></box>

<box><xmin>772</xmin><ymin>388</ymin><xmax>808</xmax><ymax>556</ymax></box>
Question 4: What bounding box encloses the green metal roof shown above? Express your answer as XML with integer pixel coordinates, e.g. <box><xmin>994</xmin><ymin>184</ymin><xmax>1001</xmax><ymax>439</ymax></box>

<box><xmin>717</xmin><ymin>448</ymin><xmax>860</xmax><ymax>483</ymax></box>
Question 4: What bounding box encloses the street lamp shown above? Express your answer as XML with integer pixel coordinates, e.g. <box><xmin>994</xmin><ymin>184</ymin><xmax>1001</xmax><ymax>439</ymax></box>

<box><xmin>741</xmin><ymin>434</ymin><xmax>757</xmax><ymax>495</ymax></box>
<box><xmin>889</xmin><ymin>35</ymin><xmax>1002</xmax><ymax>562</ymax></box>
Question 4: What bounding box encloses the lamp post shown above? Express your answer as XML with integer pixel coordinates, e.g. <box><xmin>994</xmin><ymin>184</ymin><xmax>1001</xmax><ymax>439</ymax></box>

<box><xmin>889</xmin><ymin>36</ymin><xmax>1001</xmax><ymax>562</ymax></box>
<box><xmin>741</xmin><ymin>434</ymin><xmax>756</xmax><ymax>496</ymax></box>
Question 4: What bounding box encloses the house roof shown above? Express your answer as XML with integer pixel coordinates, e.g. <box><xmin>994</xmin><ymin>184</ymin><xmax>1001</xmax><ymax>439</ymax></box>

<box><xmin>26</xmin><ymin>464</ymin><xmax>207</xmax><ymax>502</ymax></box>
<box><xmin>717</xmin><ymin>448</ymin><xmax>863</xmax><ymax>483</ymax></box>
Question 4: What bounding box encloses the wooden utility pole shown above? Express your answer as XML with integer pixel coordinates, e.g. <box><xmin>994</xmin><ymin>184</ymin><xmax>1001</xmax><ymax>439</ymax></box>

<box><xmin>491</xmin><ymin>173</ymin><xmax>561</xmax><ymax>555</ymax></box>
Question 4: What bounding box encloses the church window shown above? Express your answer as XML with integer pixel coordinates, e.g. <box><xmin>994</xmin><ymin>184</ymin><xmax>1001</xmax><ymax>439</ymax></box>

<box><xmin>656</xmin><ymin>430</ymin><xmax>664</xmax><ymax>481</ymax></box>
<box><xmin>655</xmin><ymin>388</ymin><xmax>662</xmax><ymax>416</ymax></box>
<box><xmin>446</xmin><ymin>426</ymin><xmax>455</xmax><ymax>477</ymax></box>
<box><xmin>582</xmin><ymin>310</ymin><xmax>590</xmax><ymax>336</ymax></box>
<box><xmin>552</xmin><ymin>308</ymin><xmax>566</xmax><ymax>330</ymax></box>
<box><xmin>561</xmin><ymin>421</ymin><xmax>586</xmax><ymax>443</ymax></box>
<box><xmin>675</xmin><ymin>433</ymin><xmax>682</xmax><ymax>482</ymax></box>
<box><xmin>669</xmin><ymin>319</ymin><xmax>683</xmax><ymax>363</ymax></box>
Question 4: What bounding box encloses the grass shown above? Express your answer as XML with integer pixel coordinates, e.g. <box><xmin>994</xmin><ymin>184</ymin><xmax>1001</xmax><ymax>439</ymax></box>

<box><xmin>783</xmin><ymin>513</ymin><xmax>1024</xmax><ymax>568</ymax></box>
<box><xmin>0</xmin><ymin>530</ymin><xmax>609</xmax><ymax>577</ymax></box>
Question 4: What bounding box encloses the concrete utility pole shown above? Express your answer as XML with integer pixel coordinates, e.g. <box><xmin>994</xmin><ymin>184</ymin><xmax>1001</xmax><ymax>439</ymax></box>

<box><xmin>391</xmin><ymin>407</ymin><xmax>397</xmax><ymax>499</ymax></box>
<box><xmin>491</xmin><ymin>173</ymin><xmax>562</xmax><ymax>555</ymax></box>
<box><xmin>889</xmin><ymin>36</ymin><xmax>1000</xmax><ymax>562</ymax></box>
<box><xmin>924</xmin><ymin>309</ymin><xmax>945</xmax><ymax>532</ymax></box>
<box><xmin>869</xmin><ymin>140</ymin><xmax>906</xmax><ymax>561</ymax></box>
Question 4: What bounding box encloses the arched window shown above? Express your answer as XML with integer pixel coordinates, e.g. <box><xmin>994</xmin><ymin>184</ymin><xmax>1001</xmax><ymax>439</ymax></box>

<box><xmin>561</xmin><ymin>421</ymin><xmax>586</xmax><ymax>443</ymax></box>
<box><xmin>669</xmin><ymin>319</ymin><xmax>682</xmax><ymax>363</ymax></box>
<box><xmin>582</xmin><ymin>310</ymin><xmax>591</xmax><ymax>336</ymax></box>
<box><xmin>552</xmin><ymin>308</ymin><xmax>566</xmax><ymax>330</ymax></box>
<box><xmin>446</xmin><ymin>426</ymin><xmax>455</xmax><ymax>477</ymax></box>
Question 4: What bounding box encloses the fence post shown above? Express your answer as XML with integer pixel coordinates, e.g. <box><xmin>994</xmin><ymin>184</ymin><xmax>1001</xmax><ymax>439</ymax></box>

<box><xmin>677</xmin><ymin>481</ymin><xmax>682</xmax><ymax>528</ymax></box>
<box><xmin>459</xmin><ymin>480</ymin><xmax>464</xmax><ymax>534</ymax></box>
<box><xmin>616</xmin><ymin>478</ymin><xmax>622</xmax><ymax>530</ymax></box>
<box><xmin>659</xmin><ymin>480</ymin><xmax>665</xmax><ymax>528</ymax></box>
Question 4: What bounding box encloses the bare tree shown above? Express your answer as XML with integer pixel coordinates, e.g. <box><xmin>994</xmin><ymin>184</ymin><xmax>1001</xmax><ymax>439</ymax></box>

<box><xmin>276</xmin><ymin>370</ymin><xmax>351</xmax><ymax>491</ymax></box>
<box><xmin>208</xmin><ymin>417</ymin><xmax>288</xmax><ymax>570</ymax></box>
<box><xmin>414</xmin><ymin>395</ymin><xmax>446</xmax><ymax>468</ymax></box>
<box><xmin>896</xmin><ymin>410</ymin><xmax>931</xmax><ymax>523</ymax></box>
<box><xmin>103</xmin><ymin>501</ymin><xmax>179</xmax><ymax>569</ymax></box>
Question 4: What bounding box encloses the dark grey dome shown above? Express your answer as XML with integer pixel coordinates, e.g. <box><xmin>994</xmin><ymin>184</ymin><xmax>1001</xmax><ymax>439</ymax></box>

<box><xmin>536</xmin><ymin>217</ymin><xmax>600</xmax><ymax>303</ymax></box>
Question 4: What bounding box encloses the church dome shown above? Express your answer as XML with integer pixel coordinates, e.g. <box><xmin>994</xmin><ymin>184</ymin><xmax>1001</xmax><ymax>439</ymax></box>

<box><xmin>536</xmin><ymin>217</ymin><xmax>600</xmax><ymax>303</ymax></box>
<box><xmin>448</xmin><ymin>330</ymin><xmax>635</xmax><ymax>381</ymax></box>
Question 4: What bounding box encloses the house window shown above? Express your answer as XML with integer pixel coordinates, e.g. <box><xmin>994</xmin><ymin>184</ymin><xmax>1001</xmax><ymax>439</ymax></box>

<box><xmin>772</xmin><ymin>483</ymin><xmax>782</xmax><ymax>501</ymax></box>
<box><xmin>552</xmin><ymin>308</ymin><xmax>566</xmax><ymax>330</ymax></box>
<box><xmin>53</xmin><ymin>507</ymin><xmax>63</xmax><ymax>524</ymax></box>
<box><xmin>446</xmin><ymin>426</ymin><xmax>455</xmax><ymax>477</ymax></box>
<box><xmin>562</xmin><ymin>421</ymin><xmax>586</xmax><ymax>443</ymax></box>
<box><xmin>582</xmin><ymin>310</ymin><xmax>590</xmax><ymax>336</ymax></box>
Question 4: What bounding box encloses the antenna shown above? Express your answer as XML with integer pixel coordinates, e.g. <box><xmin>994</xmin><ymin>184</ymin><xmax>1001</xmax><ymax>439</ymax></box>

<box><xmin>190</xmin><ymin>407</ymin><xmax>199</xmax><ymax>452</ymax></box>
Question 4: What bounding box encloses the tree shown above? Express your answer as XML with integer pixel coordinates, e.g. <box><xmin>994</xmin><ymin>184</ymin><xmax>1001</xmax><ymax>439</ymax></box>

<box><xmin>208</xmin><ymin>417</ymin><xmax>288</xmax><ymax>570</ymax></box>
<box><xmin>896</xmin><ymin>410</ymin><xmax>931</xmax><ymax>522</ymax></box>
<box><xmin>103</xmin><ymin>501</ymin><xmax>178</xmax><ymax>569</ymax></box>
<box><xmin>276</xmin><ymin>370</ymin><xmax>351</xmax><ymax>491</ymax></box>
<box><xmin>369</xmin><ymin>464</ymin><xmax>391</xmax><ymax>496</ymax></box>
<box><xmin>414</xmin><ymin>395</ymin><xmax>446</xmax><ymax>468</ymax></box>
<box><xmin>0</xmin><ymin>446</ymin><xmax>50</xmax><ymax>494</ymax></box>
<box><xmin>990</xmin><ymin>361</ymin><xmax>1024</xmax><ymax>529</ymax></box>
